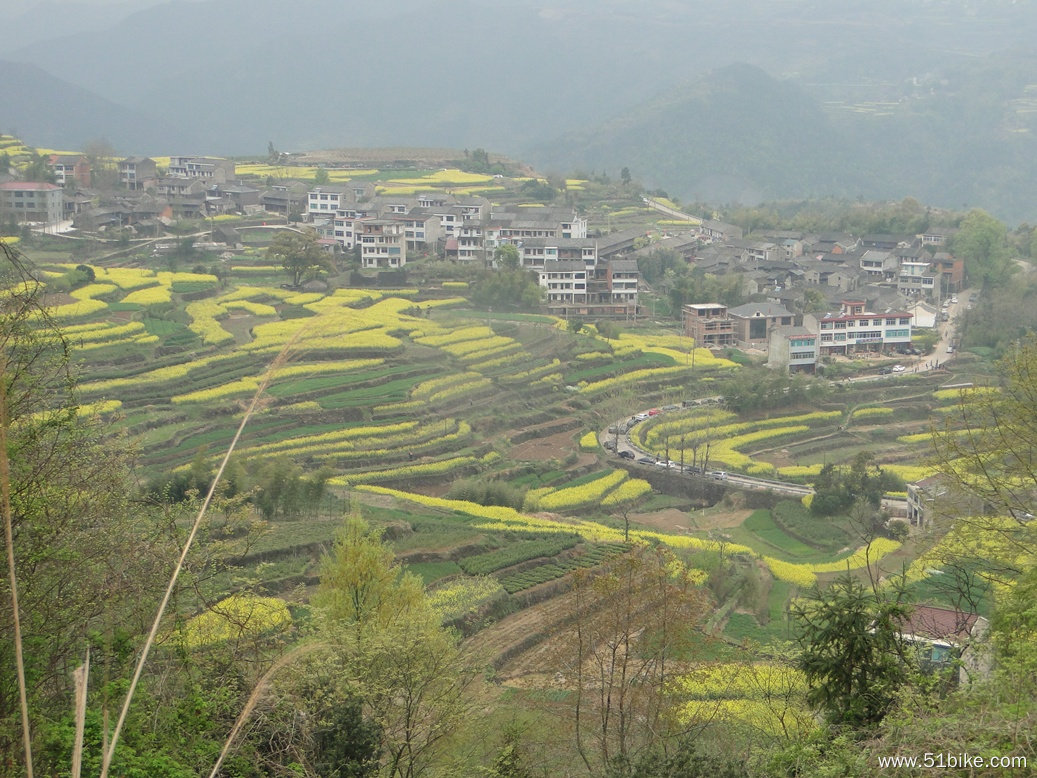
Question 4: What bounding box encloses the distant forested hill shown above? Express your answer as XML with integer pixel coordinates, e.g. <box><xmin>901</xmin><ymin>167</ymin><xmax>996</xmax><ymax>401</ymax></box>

<box><xmin>531</xmin><ymin>57</ymin><xmax>1037</xmax><ymax>223</ymax></box>
<box><xmin>0</xmin><ymin>59</ymin><xmax>198</xmax><ymax>153</ymax></box>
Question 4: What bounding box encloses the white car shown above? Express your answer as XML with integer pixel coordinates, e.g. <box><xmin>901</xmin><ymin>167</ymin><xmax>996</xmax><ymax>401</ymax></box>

<box><xmin>951</xmin><ymin>297</ymin><xmax>958</xmax><ymax>304</ymax></box>
<box><xmin>891</xmin><ymin>364</ymin><xmax>906</xmax><ymax>373</ymax></box>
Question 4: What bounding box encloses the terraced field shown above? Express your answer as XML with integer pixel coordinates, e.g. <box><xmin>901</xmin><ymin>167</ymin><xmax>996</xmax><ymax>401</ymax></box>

<box><xmin>38</xmin><ymin>258</ymin><xmax>995</xmax><ymax>678</ymax></box>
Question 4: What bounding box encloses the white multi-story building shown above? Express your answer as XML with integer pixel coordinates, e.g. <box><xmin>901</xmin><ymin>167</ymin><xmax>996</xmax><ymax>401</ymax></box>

<box><xmin>859</xmin><ymin>250</ymin><xmax>897</xmax><ymax>281</ymax></box>
<box><xmin>898</xmin><ymin>260</ymin><xmax>937</xmax><ymax>298</ymax></box>
<box><xmin>358</xmin><ymin>219</ymin><xmax>407</xmax><ymax>269</ymax></box>
<box><xmin>537</xmin><ymin>260</ymin><xmax>588</xmax><ymax>305</ymax></box>
<box><xmin>606</xmin><ymin>259</ymin><xmax>638</xmax><ymax>307</ymax></box>
<box><xmin>308</xmin><ymin>185</ymin><xmax>355</xmax><ymax>219</ymax></box>
<box><xmin>518</xmin><ymin>237</ymin><xmax>598</xmax><ymax>270</ymax></box>
<box><xmin>167</xmin><ymin>156</ymin><xmax>235</xmax><ymax>182</ymax></box>
<box><xmin>817</xmin><ymin>300</ymin><xmax>913</xmax><ymax>354</ymax></box>
<box><xmin>767</xmin><ymin>326</ymin><xmax>819</xmax><ymax>373</ymax></box>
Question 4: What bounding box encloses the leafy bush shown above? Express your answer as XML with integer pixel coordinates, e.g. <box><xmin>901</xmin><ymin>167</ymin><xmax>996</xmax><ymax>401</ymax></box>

<box><xmin>446</xmin><ymin>478</ymin><xmax>527</xmax><ymax>511</ymax></box>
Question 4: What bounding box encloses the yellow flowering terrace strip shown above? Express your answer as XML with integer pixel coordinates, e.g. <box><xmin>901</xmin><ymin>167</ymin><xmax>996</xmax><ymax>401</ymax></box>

<box><xmin>356</xmin><ymin>487</ymin><xmax>902</xmax><ymax>588</ymax></box>
<box><xmin>442</xmin><ymin>335</ymin><xmax>516</xmax><ymax>356</ymax></box>
<box><xmin>80</xmin><ymin>354</ymin><xmax>233</xmax><ymax>393</ymax></box>
<box><xmin>244</xmin><ymin>420</ymin><xmax>420</xmax><ymax>457</ymax></box>
<box><xmin>427</xmin><ymin>577</ymin><xmax>507</xmax><ymax>622</ymax></box>
<box><xmin>179</xmin><ymin>594</ymin><xmax>291</xmax><ymax>648</ymax></box>
<box><xmin>122</xmin><ymin>285</ymin><xmax>172</xmax><ymax>307</ymax></box>
<box><xmin>499</xmin><ymin>359</ymin><xmax>562</xmax><ymax>384</ymax></box>
<box><xmin>171</xmin><ymin>358</ymin><xmax>384</xmax><ymax>404</ymax></box>
<box><xmin>155</xmin><ymin>271</ymin><xmax>219</xmax><ymax>286</ymax></box>
<box><xmin>932</xmin><ymin>386</ymin><xmax>1000</xmax><ymax>401</ymax></box>
<box><xmin>457</xmin><ymin>342</ymin><xmax>523</xmax><ymax>364</ymax></box>
<box><xmin>467</xmin><ymin>352</ymin><xmax>527</xmax><ymax>371</ymax></box>
<box><xmin>185</xmin><ymin>300</ymin><xmax>235</xmax><ymax>345</ymax></box>
<box><xmin>532</xmin><ymin>470</ymin><xmax>629</xmax><ymax>512</ymax></box>
<box><xmin>674</xmin><ymin>662</ymin><xmax>806</xmax><ymax>700</ymax></box>
<box><xmin>414</xmin><ymin>325</ymin><xmax>495</xmax><ymax>347</ymax></box>
<box><xmin>412</xmin><ymin>372</ymin><xmax>484</xmax><ymax>399</ymax></box>
<box><xmin>309</xmin><ymin>426</ymin><xmax>473</xmax><ymax>463</ymax></box>
<box><xmin>330</xmin><ymin>454</ymin><xmax>484</xmax><ymax>486</ymax></box>
<box><xmin>77</xmin><ymin>334</ymin><xmax>159</xmax><ymax>352</ymax></box>
<box><xmin>849</xmin><ymin>406</ymin><xmax>894</xmax><ymax>421</ymax></box>
<box><xmin>272</xmin><ymin>420</ymin><xmax>471</xmax><ymax>462</ymax></box>
<box><xmin>694</xmin><ymin>425</ymin><xmax>811</xmax><ymax>470</ymax></box>
<box><xmin>579</xmin><ymin>431</ymin><xmax>599</xmax><ymax>451</ymax></box>
<box><xmin>580</xmin><ymin>366</ymin><xmax>696</xmax><ymax>395</ymax></box>
<box><xmin>48</xmin><ymin>283</ymin><xmax>117</xmax><ymax>320</ymax></box>
<box><xmin>62</xmin><ymin>321</ymin><xmax>146</xmax><ymax>342</ymax></box>
<box><xmin>27</xmin><ymin>399</ymin><xmax>122</xmax><ymax>424</ymax></box>
<box><xmin>91</xmin><ymin>267</ymin><xmax>161</xmax><ymax>290</ymax></box>
<box><xmin>641</xmin><ymin>410</ymin><xmax>738</xmax><ymax>448</ymax></box>
<box><xmin>600</xmin><ymin>478</ymin><xmax>652</xmax><ymax>506</ymax></box>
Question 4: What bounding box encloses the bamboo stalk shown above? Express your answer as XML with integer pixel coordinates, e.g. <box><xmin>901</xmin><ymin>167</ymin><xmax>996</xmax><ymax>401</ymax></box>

<box><xmin>100</xmin><ymin>344</ymin><xmax>295</xmax><ymax>778</ymax></box>
<box><xmin>71</xmin><ymin>648</ymin><xmax>90</xmax><ymax>778</ymax></box>
<box><xmin>1</xmin><ymin>352</ymin><xmax>34</xmax><ymax>778</ymax></box>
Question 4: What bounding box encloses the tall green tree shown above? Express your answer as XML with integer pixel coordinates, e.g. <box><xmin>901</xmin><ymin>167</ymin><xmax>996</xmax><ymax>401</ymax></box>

<box><xmin>267</xmin><ymin>228</ymin><xmax>334</xmax><ymax>287</ymax></box>
<box><xmin>793</xmin><ymin>574</ymin><xmax>911</xmax><ymax>728</ymax></box>
<box><xmin>493</xmin><ymin>243</ymin><xmax>520</xmax><ymax>270</ymax></box>
<box><xmin>20</xmin><ymin>153</ymin><xmax>55</xmax><ymax>183</ymax></box>
<box><xmin>950</xmin><ymin>209</ymin><xmax>1014</xmax><ymax>287</ymax></box>
<box><xmin>314</xmin><ymin>516</ymin><xmax>475</xmax><ymax>778</ymax></box>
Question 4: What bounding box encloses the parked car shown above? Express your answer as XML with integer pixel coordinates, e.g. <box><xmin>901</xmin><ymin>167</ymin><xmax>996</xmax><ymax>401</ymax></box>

<box><xmin>603</xmin><ymin>440</ymin><xmax>617</xmax><ymax>451</ymax></box>
<box><xmin>892</xmin><ymin>364</ymin><xmax>906</xmax><ymax>373</ymax></box>
<box><xmin>637</xmin><ymin>456</ymin><xmax>656</xmax><ymax>465</ymax></box>
<box><xmin>712</xmin><ymin>471</ymin><xmax>728</xmax><ymax>480</ymax></box>
<box><xmin>648</xmin><ymin>408</ymin><xmax>661</xmax><ymax>416</ymax></box>
<box><xmin>619</xmin><ymin>450</ymin><xmax>635</xmax><ymax>460</ymax></box>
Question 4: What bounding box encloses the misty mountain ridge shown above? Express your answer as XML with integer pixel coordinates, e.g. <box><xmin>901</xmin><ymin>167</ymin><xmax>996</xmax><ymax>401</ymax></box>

<box><xmin>4</xmin><ymin>0</ymin><xmax>1037</xmax><ymax>220</ymax></box>
<box><xmin>532</xmin><ymin>60</ymin><xmax>1037</xmax><ymax>222</ymax></box>
<box><xmin>0</xmin><ymin>59</ymin><xmax>201</xmax><ymax>152</ymax></box>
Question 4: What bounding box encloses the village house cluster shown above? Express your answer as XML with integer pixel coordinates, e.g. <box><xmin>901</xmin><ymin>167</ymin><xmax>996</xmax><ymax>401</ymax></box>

<box><xmin>666</xmin><ymin>221</ymin><xmax>965</xmax><ymax>372</ymax></box>
<box><xmin>0</xmin><ymin>153</ymin><xmax>971</xmax><ymax>345</ymax></box>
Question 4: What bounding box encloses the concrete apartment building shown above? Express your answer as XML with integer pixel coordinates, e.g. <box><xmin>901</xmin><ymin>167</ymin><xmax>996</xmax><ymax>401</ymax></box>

<box><xmin>0</xmin><ymin>182</ymin><xmax>64</xmax><ymax>227</ymax></box>
<box><xmin>358</xmin><ymin>219</ymin><xmax>407</xmax><ymax>269</ymax></box>
<box><xmin>118</xmin><ymin>157</ymin><xmax>158</xmax><ymax>190</ymax></box>
<box><xmin>682</xmin><ymin>304</ymin><xmax>737</xmax><ymax>348</ymax></box>
<box><xmin>817</xmin><ymin>300</ymin><xmax>913</xmax><ymax>355</ymax></box>
<box><xmin>167</xmin><ymin>156</ymin><xmax>235</xmax><ymax>182</ymax></box>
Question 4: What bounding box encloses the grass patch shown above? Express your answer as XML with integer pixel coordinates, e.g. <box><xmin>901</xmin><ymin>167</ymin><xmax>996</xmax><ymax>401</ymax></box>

<box><xmin>741</xmin><ymin>509</ymin><xmax>827</xmax><ymax>560</ymax></box>
<box><xmin>404</xmin><ymin>560</ymin><xmax>463</xmax><ymax>584</ymax></box>
<box><xmin>771</xmin><ymin>500</ymin><xmax>854</xmax><ymax>553</ymax></box>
